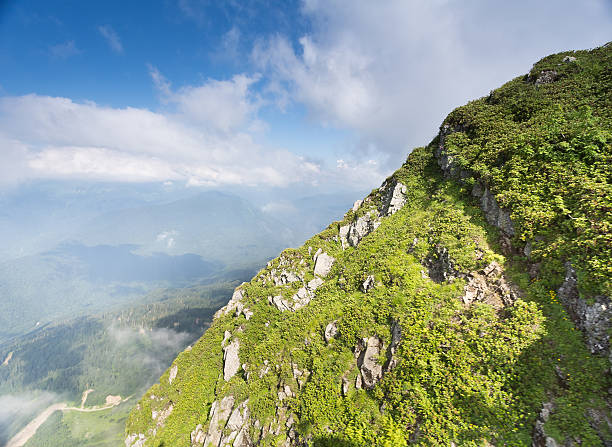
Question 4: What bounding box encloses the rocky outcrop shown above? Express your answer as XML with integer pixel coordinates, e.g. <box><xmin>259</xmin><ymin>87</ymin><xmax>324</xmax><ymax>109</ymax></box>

<box><xmin>199</xmin><ymin>395</ymin><xmax>235</xmax><ymax>446</ymax></box>
<box><xmin>532</xmin><ymin>402</ymin><xmax>560</xmax><ymax>447</ymax></box>
<box><xmin>223</xmin><ymin>333</ymin><xmax>240</xmax><ymax>381</ymax></box>
<box><xmin>385</xmin><ymin>320</ymin><xmax>402</xmax><ymax>372</ymax></box>
<box><xmin>424</xmin><ymin>246</ymin><xmax>459</xmax><ymax>283</ymax></box>
<box><xmin>476</xmin><ymin>184</ymin><xmax>515</xmax><ymax>237</ymax></box>
<box><xmin>339</xmin><ymin>211</ymin><xmax>381</xmax><ymax>249</ymax></box>
<box><xmin>557</xmin><ymin>263</ymin><xmax>612</xmax><ymax>356</ymax></box>
<box><xmin>436</xmin><ymin>125</ymin><xmax>515</xmax><ymax>238</ymax></box>
<box><xmin>125</xmin><ymin>433</ymin><xmax>146</xmax><ymax>447</ymax></box>
<box><xmin>361</xmin><ymin>275</ymin><xmax>375</xmax><ymax>292</ymax></box>
<box><xmin>339</xmin><ymin>178</ymin><xmax>408</xmax><ymax>249</ymax></box>
<box><xmin>356</xmin><ymin>336</ymin><xmax>384</xmax><ymax>389</ymax></box>
<box><xmin>462</xmin><ymin>261</ymin><xmax>519</xmax><ymax>309</ymax></box>
<box><xmin>214</xmin><ymin>288</ymin><xmax>246</xmax><ymax>320</ymax></box>
<box><xmin>535</xmin><ymin>70</ymin><xmax>558</xmax><ymax>85</ymax></box>
<box><xmin>379</xmin><ymin>180</ymin><xmax>407</xmax><ymax>216</ymax></box>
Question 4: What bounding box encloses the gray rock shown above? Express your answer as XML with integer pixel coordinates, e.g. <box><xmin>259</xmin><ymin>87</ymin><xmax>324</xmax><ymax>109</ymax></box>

<box><xmin>558</xmin><ymin>262</ymin><xmax>612</xmax><ymax>355</ymax></box>
<box><xmin>291</xmin><ymin>287</ymin><xmax>312</xmax><ymax>310</ymax></box>
<box><xmin>532</xmin><ymin>402</ymin><xmax>560</xmax><ymax>447</ymax></box>
<box><xmin>342</xmin><ymin>377</ymin><xmax>350</xmax><ymax>396</ymax></box>
<box><xmin>480</xmin><ymin>186</ymin><xmax>515</xmax><ymax>237</ymax></box>
<box><xmin>385</xmin><ymin>320</ymin><xmax>402</xmax><ymax>372</ymax></box>
<box><xmin>203</xmin><ymin>395</ymin><xmax>235</xmax><ymax>447</ymax></box>
<box><xmin>168</xmin><ymin>365</ymin><xmax>178</xmax><ymax>384</ymax></box>
<box><xmin>339</xmin><ymin>211</ymin><xmax>381</xmax><ymax>249</ymax></box>
<box><xmin>214</xmin><ymin>288</ymin><xmax>245</xmax><ymax>320</ymax></box>
<box><xmin>223</xmin><ymin>339</ymin><xmax>241</xmax><ymax>381</ymax></box>
<box><xmin>535</xmin><ymin>70</ymin><xmax>558</xmax><ymax>85</ymax></box>
<box><xmin>379</xmin><ymin>179</ymin><xmax>407</xmax><ymax>216</ymax></box>
<box><xmin>563</xmin><ymin>56</ymin><xmax>577</xmax><ymax>63</ymax></box>
<box><xmin>269</xmin><ymin>295</ymin><xmax>291</xmax><ymax>312</ymax></box>
<box><xmin>307</xmin><ymin>277</ymin><xmax>324</xmax><ymax>291</ymax></box>
<box><xmin>324</xmin><ymin>321</ymin><xmax>338</xmax><ymax>343</ymax></box>
<box><xmin>314</xmin><ymin>252</ymin><xmax>335</xmax><ymax>277</ymax></box>
<box><xmin>352</xmin><ymin>199</ymin><xmax>363</xmax><ymax>212</ymax></box>
<box><xmin>190</xmin><ymin>424</ymin><xmax>205</xmax><ymax>446</ymax></box>
<box><xmin>357</xmin><ymin>336</ymin><xmax>384</xmax><ymax>389</ymax></box>
<box><xmin>125</xmin><ymin>433</ymin><xmax>146</xmax><ymax>447</ymax></box>
<box><xmin>361</xmin><ymin>275</ymin><xmax>375</xmax><ymax>292</ymax></box>
<box><xmin>219</xmin><ymin>400</ymin><xmax>250</xmax><ymax>447</ymax></box>
<box><xmin>425</xmin><ymin>246</ymin><xmax>459</xmax><ymax>283</ymax></box>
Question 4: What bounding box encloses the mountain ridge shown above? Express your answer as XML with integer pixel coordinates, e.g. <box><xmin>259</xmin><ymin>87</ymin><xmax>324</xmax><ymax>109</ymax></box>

<box><xmin>125</xmin><ymin>44</ymin><xmax>612</xmax><ymax>446</ymax></box>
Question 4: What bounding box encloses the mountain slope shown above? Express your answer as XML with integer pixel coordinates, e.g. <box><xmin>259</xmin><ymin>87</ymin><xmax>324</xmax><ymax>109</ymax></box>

<box><xmin>125</xmin><ymin>44</ymin><xmax>612</xmax><ymax>446</ymax></box>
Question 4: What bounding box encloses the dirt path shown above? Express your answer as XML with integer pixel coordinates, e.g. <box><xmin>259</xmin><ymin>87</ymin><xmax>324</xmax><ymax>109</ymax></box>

<box><xmin>6</xmin><ymin>395</ymin><xmax>129</xmax><ymax>447</ymax></box>
<box><xmin>80</xmin><ymin>388</ymin><xmax>94</xmax><ymax>408</ymax></box>
<box><xmin>6</xmin><ymin>403</ymin><xmax>67</xmax><ymax>447</ymax></box>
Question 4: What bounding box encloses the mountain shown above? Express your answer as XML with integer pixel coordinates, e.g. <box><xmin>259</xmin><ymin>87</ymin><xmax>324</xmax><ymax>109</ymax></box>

<box><xmin>125</xmin><ymin>45</ymin><xmax>611</xmax><ymax>446</ymax></box>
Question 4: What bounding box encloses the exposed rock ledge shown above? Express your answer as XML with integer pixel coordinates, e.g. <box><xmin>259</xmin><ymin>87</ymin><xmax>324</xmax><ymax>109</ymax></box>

<box><xmin>339</xmin><ymin>178</ymin><xmax>408</xmax><ymax>249</ymax></box>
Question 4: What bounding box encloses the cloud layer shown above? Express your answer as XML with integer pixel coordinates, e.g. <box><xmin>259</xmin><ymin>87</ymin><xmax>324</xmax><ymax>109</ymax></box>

<box><xmin>254</xmin><ymin>0</ymin><xmax>612</xmax><ymax>166</ymax></box>
<box><xmin>0</xmin><ymin>90</ymin><xmax>322</xmax><ymax>188</ymax></box>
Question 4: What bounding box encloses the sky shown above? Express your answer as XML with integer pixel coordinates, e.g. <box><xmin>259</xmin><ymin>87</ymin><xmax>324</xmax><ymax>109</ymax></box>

<box><xmin>0</xmin><ymin>0</ymin><xmax>611</xmax><ymax>193</ymax></box>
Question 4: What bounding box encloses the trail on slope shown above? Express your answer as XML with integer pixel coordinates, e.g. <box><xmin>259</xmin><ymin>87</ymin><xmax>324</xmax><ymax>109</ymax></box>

<box><xmin>6</xmin><ymin>394</ymin><xmax>130</xmax><ymax>447</ymax></box>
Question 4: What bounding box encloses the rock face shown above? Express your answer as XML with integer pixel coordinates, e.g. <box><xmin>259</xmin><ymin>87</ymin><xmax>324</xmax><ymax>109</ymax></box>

<box><xmin>200</xmin><ymin>395</ymin><xmax>235</xmax><ymax>446</ymax></box>
<box><xmin>214</xmin><ymin>288</ymin><xmax>245</xmax><ymax>320</ymax></box>
<box><xmin>424</xmin><ymin>246</ymin><xmax>459</xmax><ymax>283</ymax></box>
<box><xmin>478</xmin><ymin>185</ymin><xmax>515</xmax><ymax>237</ymax></box>
<box><xmin>223</xmin><ymin>336</ymin><xmax>241</xmax><ymax>381</ymax></box>
<box><xmin>557</xmin><ymin>262</ymin><xmax>612</xmax><ymax>355</ymax></box>
<box><xmin>339</xmin><ymin>211</ymin><xmax>381</xmax><ymax>249</ymax></box>
<box><xmin>462</xmin><ymin>261</ymin><xmax>519</xmax><ymax>309</ymax></box>
<box><xmin>339</xmin><ymin>178</ymin><xmax>408</xmax><ymax>249</ymax></box>
<box><xmin>379</xmin><ymin>180</ymin><xmax>407</xmax><ymax>216</ymax></box>
<box><xmin>356</xmin><ymin>337</ymin><xmax>384</xmax><ymax>389</ymax></box>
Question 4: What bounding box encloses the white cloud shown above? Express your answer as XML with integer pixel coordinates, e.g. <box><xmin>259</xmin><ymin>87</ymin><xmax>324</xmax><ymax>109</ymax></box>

<box><xmin>0</xmin><ymin>93</ymin><xmax>323</xmax><ymax>188</ymax></box>
<box><xmin>254</xmin><ymin>0</ymin><xmax>612</xmax><ymax>166</ymax></box>
<box><xmin>98</xmin><ymin>25</ymin><xmax>123</xmax><ymax>53</ymax></box>
<box><xmin>49</xmin><ymin>40</ymin><xmax>81</xmax><ymax>59</ymax></box>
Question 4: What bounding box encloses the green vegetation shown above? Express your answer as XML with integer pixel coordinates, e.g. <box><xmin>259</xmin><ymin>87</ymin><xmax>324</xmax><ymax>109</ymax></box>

<box><xmin>24</xmin><ymin>401</ymin><xmax>133</xmax><ymax>447</ymax></box>
<box><xmin>126</xmin><ymin>45</ymin><xmax>612</xmax><ymax>445</ymax></box>
<box><xmin>442</xmin><ymin>45</ymin><xmax>611</xmax><ymax>296</ymax></box>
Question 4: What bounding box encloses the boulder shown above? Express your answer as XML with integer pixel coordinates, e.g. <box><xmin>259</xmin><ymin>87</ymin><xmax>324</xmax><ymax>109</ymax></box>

<box><xmin>314</xmin><ymin>252</ymin><xmax>335</xmax><ymax>277</ymax></box>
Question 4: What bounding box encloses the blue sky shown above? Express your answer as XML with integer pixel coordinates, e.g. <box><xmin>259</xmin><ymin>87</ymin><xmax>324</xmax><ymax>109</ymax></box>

<box><xmin>0</xmin><ymin>0</ymin><xmax>611</xmax><ymax>192</ymax></box>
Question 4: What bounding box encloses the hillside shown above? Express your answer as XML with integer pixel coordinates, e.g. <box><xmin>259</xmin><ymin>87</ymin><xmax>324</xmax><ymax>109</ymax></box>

<box><xmin>125</xmin><ymin>44</ymin><xmax>612</xmax><ymax>446</ymax></box>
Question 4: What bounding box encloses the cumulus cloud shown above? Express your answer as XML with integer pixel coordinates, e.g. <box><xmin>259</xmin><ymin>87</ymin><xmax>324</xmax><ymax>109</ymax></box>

<box><xmin>98</xmin><ymin>25</ymin><xmax>123</xmax><ymax>53</ymax></box>
<box><xmin>0</xmin><ymin>93</ymin><xmax>322</xmax><ymax>187</ymax></box>
<box><xmin>253</xmin><ymin>0</ymin><xmax>612</xmax><ymax>166</ymax></box>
